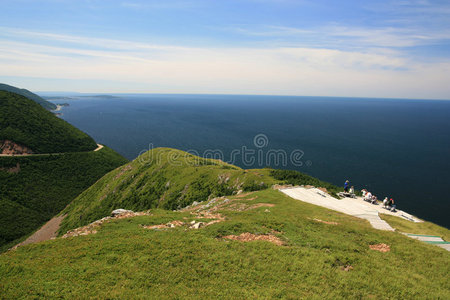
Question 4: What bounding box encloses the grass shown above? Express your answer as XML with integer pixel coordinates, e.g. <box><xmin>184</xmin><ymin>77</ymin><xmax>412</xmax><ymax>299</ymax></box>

<box><xmin>1</xmin><ymin>189</ymin><xmax>449</xmax><ymax>299</ymax></box>
<box><xmin>58</xmin><ymin>148</ymin><xmax>278</xmax><ymax>234</ymax></box>
<box><xmin>380</xmin><ymin>214</ymin><xmax>450</xmax><ymax>241</ymax></box>
<box><xmin>58</xmin><ymin>148</ymin><xmax>345</xmax><ymax>236</ymax></box>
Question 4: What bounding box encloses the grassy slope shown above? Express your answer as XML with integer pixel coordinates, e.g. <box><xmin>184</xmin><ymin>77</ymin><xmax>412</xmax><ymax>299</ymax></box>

<box><xmin>0</xmin><ymin>91</ymin><xmax>97</xmax><ymax>153</ymax></box>
<box><xmin>59</xmin><ymin>148</ymin><xmax>345</xmax><ymax>235</ymax></box>
<box><xmin>0</xmin><ymin>147</ymin><xmax>128</xmax><ymax>251</ymax></box>
<box><xmin>0</xmin><ymin>83</ymin><xmax>56</xmax><ymax>110</ymax></box>
<box><xmin>1</xmin><ymin>189</ymin><xmax>448</xmax><ymax>299</ymax></box>
<box><xmin>380</xmin><ymin>214</ymin><xmax>450</xmax><ymax>241</ymax></box>
<box><xmin>59</xmin><ymin>147</ymin><xmax>278</xmax><ymax>234</ymax></box>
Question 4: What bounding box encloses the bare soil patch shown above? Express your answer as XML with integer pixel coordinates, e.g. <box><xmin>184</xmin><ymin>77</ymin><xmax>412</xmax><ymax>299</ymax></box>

<box><xmin>369</xmin><ymin>243</ymin><xmax>391</xmax><ymax>252</ymax></box>
<box><xmin>249</xmin><ymin>203</ymin><xmax>275</xmax><ymax>209</ymax></box>
<box><xmin>235</xmin><ymin>192</ymin><xmax>256</xmax><ymax>198</ymax></box>
<box><xmin>226</xmin><ymin>202</ymin><xmax>275</xmax><ymax>211</ymax></box>
<box><xmin>0</xmin><ymin>140</ymin><xmax>33</xmax><ymax>155</ymax></box>
<box><xmin>63</xmin><ymin>211</ymin><xmax>151</xmax><ymax>238</ymax></box>
<box><xmin>313</xmin><ymin>218</ymin><xmax>339</xmax><ymax>225</ymax></box>
<box><xmin>341</xmin><ymin>265</ymin><xmax>354</xmax><ymax>272</ymax></box>
<box><xmin>222</xmin><ymin>232</ymin><xmax>284</xmax><ymax>246</ymax></box>
<box><xmin>272</xmin><ymin>184</ymin><xmax>294</xmax><ymax>190</ymax></box>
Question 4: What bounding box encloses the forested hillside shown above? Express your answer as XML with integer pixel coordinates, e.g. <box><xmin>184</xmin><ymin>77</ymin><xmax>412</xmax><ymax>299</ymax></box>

<box><xmin>0</xmin><ymin>91</ymin><xmax>97</xmax><ymax>153</ymax></box>
<box><xmin>0</xmin><ymin>83</ymin><xmax>56</xmax><ymax>110</ymax></box>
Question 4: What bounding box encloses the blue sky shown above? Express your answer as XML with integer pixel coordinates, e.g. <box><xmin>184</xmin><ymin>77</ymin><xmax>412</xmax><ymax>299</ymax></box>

<box><xmin>1</xmin><ymin>0</ymin><xmax>450</xmax><ymax>98</ymax></box>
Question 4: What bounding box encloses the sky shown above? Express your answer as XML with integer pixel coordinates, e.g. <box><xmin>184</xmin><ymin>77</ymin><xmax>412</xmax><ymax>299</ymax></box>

<box><xmin>0</xmin><ymin>0</ymin><xmax>450</xmax><ymax>99</ymax></box>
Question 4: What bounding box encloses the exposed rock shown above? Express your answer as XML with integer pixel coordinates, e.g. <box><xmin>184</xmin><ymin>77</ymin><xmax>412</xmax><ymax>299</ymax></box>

<box><xmin>143</xmin><ymin>220</ymin><xmax>185</xmax><ymax>230</ymax></box>
<box><xmin>170</xmin><ymin>220</ymin><xmax>185</xmax><ymax>227</ymax></box>
<box><xmin>0</xmin><ymin>140</ymin><xmax>33</xmax><ymax>155</ymax></box>
<box><xmin>111</xmin><ymin>209</ymin><xmax>134</xmax><ymax>217</ymax></box>
<box><xmin>190</xmin><ymin>222</ymin><xmax>204</xmax><ymax>229</ymax></box>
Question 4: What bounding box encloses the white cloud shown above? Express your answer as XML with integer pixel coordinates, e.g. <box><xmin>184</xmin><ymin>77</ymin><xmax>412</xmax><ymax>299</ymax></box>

<box><xmin>226</xmin><ymin>24</ymin><xmax>450</xmax><ymax>49</ymax></box>
<box><xmin>0</xmin><ymin>27</ymin><xmax>449</xmax><ymax>98</ymax></box>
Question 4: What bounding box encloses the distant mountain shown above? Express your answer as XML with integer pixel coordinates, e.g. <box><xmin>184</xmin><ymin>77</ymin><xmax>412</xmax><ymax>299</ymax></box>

<box><xmin>0</xmin><ymin>83</ymin><xmax>57</xmax><ymax>110</ymax></box>
<box><xmin>0</xmin><ymin>91</ymin><xmax>97</xmax><ymax>153</ymax></box>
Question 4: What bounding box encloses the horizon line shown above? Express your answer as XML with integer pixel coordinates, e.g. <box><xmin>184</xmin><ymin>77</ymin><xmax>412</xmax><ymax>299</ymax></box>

<box><xmin>36</xmin><ymin>91</ymin><xmax>450</xmax><ymax>102</ymax></box>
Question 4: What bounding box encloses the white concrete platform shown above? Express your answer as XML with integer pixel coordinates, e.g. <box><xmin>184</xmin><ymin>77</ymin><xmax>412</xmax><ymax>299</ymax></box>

<box><xmin>280</xmin><ymin>187</ymin><xmax>448</xmax><ymax>251</ymax></box>
<box><xmin>280</xmin><ymin>187</ymin><xmax>396</xmax><ymax>231</ymax></box>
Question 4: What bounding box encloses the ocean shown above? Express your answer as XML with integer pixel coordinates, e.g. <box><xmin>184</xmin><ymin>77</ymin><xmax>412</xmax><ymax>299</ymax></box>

<box><xmin>48</xmin><ymin>94</ymin><xmax>450</xmax><ymax>228</ymax></box>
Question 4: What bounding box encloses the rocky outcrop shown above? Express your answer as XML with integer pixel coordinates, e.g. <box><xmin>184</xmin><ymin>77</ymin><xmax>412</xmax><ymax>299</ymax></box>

<box><xmin>111</xmin><ymin>209</ymin><xmax>134</xmax><ymax>217</ymax></box>
<box><xmin>0</xmin><ymin>140</ymin><xmax>33</xmax><ymax>155</ymax></box>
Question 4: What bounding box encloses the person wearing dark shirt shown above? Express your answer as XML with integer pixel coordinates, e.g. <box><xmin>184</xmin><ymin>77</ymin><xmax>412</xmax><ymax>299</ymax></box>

<box><xmin>344</xmin><ymin>180</ymin><xmax>350</xmax><ymax>192</ymax></box>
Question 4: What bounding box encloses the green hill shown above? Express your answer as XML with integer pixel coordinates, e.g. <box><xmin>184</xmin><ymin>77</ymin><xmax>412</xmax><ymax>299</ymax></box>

<box><xmin>0</xmin><ymin>83</ymin><xmax>56</xmax><ymax>110</ymax></box>
<box><xmin>58</xmin><ymin>148</ymin><xmax>341</xmax><ymax>235</ymax></box>
<box><xmin>0</xmin><ymin>148</ymin><xmax>448</xmax><ymax>298</ymax></box>
<box><xmin>0</xmin><ymin>90</ymin><xmax>128</xmax><ymax>250</ymax></box>
<box><xmin>0</xmin><ymin>91</ymin><xmax>97</xmax><ymax>153</ymax></box>
<box><xmin>58</xmin><ymin>148</ymin><xmax>276</xmax><ymax>234</ymax></box>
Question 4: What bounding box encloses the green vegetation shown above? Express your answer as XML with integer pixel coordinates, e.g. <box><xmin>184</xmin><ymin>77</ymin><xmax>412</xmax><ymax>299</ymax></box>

<box><xmin>270</xmin><ymin>169</ymin><xmax>344</xmax><ymax>196</ymax></box>
<box><xmin>0</xmin><ymin>91</ymin><xmax>97</xmax><ymax>153</ymax></box>
<box><xmin>0</xmin><ymin>147</ymin><xmax>128</xmax><ymax>251</ymax></box>
<box><xmin>59</xmin><ymin>148</ymin><xmax>277</xmax><ymax>234</ymax></box>
<box><xmin>380</xmin><ymin>214</ymin><xmax>450</xmax><ymax>241</ymax></box>
<box><xmin>1</xmin><ymin>189</ymin><xmax>448</xmax><ymax>298</ymax></box>
<box><xmin>0</xmin><ymin>87</ymin><xmax>128</xmax><ymax>250</ymax></box>
<box><xmin>0</xmin><ymin>83</ymin><xmax>56</xmax><ymax>110</ymax></box>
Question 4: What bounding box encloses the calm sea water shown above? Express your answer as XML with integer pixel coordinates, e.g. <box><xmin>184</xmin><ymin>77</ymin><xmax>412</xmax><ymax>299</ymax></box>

<box><xmin>49</xmin><ymin>94</ymin><xmax>450</xmax><ymax>228</ymax></box>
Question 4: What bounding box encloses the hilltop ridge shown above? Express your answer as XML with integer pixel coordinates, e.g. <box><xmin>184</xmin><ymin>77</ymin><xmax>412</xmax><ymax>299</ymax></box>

<box><xmin>0</xmin><ymin>83</ymin><xmax>56</xmax><ymax>110</ymax></box>
<box><xmin>0</xmin><ymin>91</ymin><xmax>97</xmax><ymax>154</ymax></box>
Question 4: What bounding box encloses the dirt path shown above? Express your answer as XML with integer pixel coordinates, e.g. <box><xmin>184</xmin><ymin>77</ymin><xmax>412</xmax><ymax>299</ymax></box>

<box><xmin>11</xmin><ymin>215</ymin><xmax>65</xmax><ymax>250</ymax></box>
